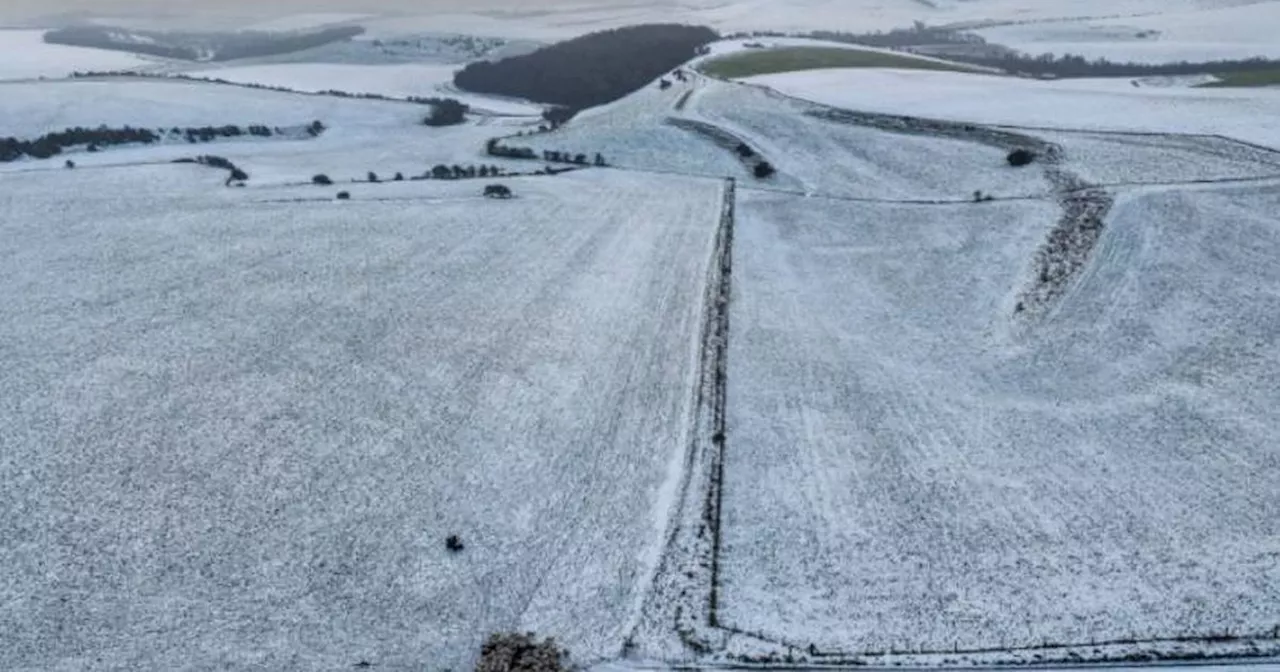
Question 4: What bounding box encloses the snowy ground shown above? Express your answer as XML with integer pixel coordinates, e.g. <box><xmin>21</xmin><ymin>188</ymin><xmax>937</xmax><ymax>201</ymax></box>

<box><xmin>686</xmin><ymin>79</ymin><xmax>1049</xmax><ymax>200</ymax></box>
<box><xmin>3</xmin><ymin>18</ymin><xmax>1280</xmax><ymax>667</ymax></box>
<box><xmin>0</xmin><ymin>165</ymin><xmax>725</xmax><ymax>672</ymax></box>
<box><xmin>0</xmin><ymin>78</ymin><xmax>541</xmax><ymax>185</ymax></box>
<box><xmin>0</xmin><ymin>29</ymin><xmax>161</xmax><ymax>80</ymax></box>
<box><xmin>747</xmin><ymin>68</ymin><xmax>1280</xmax><ymax>151</ymax></box>
<box><xmin>974</xmin><ymin>2</ymin><xmax>1280</xmax><ymax>63</ymax></box>
<box><xmin>721</xmin><ymin>185</ymin><xmax>1280</xmax><ymax>654</ymax></box>
<box><xmin>172</xmin><ymin>62</ymin><xmax>542</xmax><ymax>115</ymax></box>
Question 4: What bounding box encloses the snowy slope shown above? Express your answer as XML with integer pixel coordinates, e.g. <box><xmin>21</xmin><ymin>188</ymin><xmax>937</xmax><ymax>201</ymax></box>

<box><xmin>0</xmin><ymin>78</ymin><xmax>541</xmax><ymax>185</ymax></box>
<box><xmin>519</xmin><ymin>77</ymin><xmax>752</xmax><ymax>179</ymax></box>
<box><xmin>747</xmin><ymin>68</ymin><xmax>1280</xmax><ymax>150</ymax></box>
<box><xmin>0</xmin><ymin>166</ymin><xmax>724</xmax><ymax>672</ymax></box>
<box><xmin>722</xmin><ymin>184</ymin><xmax>1280</xmax><ymax>654</ymax></box>
<box><xmin>0</xmin><ymin>29</ymin><xmax>157</xmax><ymax>80</ymax></box>
<box><xmin>687</xmin><ymin>78</ymin><xmax>1050</xmax><ymax>200</ymax></box>
<box><xmin>975</xmin><ymin>2</ymin><xmax>1280</xmax><ymax>63</ymax></box>
<box><xmin>175</xmin><ymin>63</ymin><xmax>542</xmax><ymax>115</ymax></box>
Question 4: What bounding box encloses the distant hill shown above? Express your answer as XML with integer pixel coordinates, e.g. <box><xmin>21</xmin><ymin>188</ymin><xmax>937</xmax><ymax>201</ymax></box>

<box><xmin>43</xmin><ymin>25</ymin><xmax>365</xmax><ymax>62</ymax></box>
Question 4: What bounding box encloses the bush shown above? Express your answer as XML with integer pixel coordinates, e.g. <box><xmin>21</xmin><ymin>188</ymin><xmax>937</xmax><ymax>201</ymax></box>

<box><xmin>475</xmin><ymin>633</ymin><xmax>569</xmax><ymax>672</ymax></box>
<box><xmin>312</xmin><ymin>174</ymin><xmax>333</xmax><ymax>185</ymax></box>
<box><xmin>753</xmin><ymin>161</ymin><xmax>776</xmax><ymax>179</ymax></box>
<box><xmin>368</xmin><ymin>171</ymin><xmax>379</xmax><ymax>183</ymax></box>
<box><xmin>336</xmin><ymin>191</ymin><xmax>350</xmax><ymax>200</ymax></box>
<box><xmin>484</xmin><ymin>184</ymin><xmax>513</xmax><ymax>199</ymax></box>
<box><xmin>1007</xmin><ymin>148</ymin><xmax>1036</xmax><ymax>167</ymax></box>
<box><xmin>423</xmin><ymin>98</ymin><xmax>469</xmax><ymax>126</ymax></box>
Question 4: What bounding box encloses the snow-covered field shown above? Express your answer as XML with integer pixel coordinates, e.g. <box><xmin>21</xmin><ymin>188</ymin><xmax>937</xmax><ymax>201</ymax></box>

<box><xmin>175</xmin><ymin>62</ymin><xmax>542</xmax><ymax>115</ymax></box>
<box><xmin>747</xmin><ymin>68</ymin><xmax>1280</xmax><ymax>151</ymax></box>
<box><xmin>0</xmin><ymin>165</ymin><xmax>725</xmax><ymax>671</ymax></box>
<box><xmin>520</xmin><ymin>77</ymin><xmax>752</xmax><ymax>179</ymax></box>
<box><xmin>0</xmin><ymin>29</ymin><xmax>158</xmax><ymax>80</ymax></box>
<box><xmin>975</xmin><ymin>2</ymin><xmax>1280</xmax><ymax>63</ymax></box>
<box><xmin>722</xmin><ymin>185</ymin><xmax>1280</xmax><ymax>653</ymax></box>
<box><xmin>687</xmin><ymin>79</ymin><xmax>1049</xmax><ymax>200</ymax></box>
<box><xmin>4</xmin><ymin>9</ymin><xmax>1280</xmax><ymax>666</ymax></box>
<box><xmin>0</xmin><ymin>78</ymin><xmax>542</xmax><ymax>184</ymax></box>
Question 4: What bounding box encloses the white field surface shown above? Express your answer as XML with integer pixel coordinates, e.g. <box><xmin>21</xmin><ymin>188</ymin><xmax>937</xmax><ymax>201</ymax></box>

<box><xmin>975</xmin><ymin>2</ymin><xmax>1280</xmax><ymax>63</ymax></box>
<box><xmin>521</xmin><ymin>77</ymin><xmax>752</xmax><ymax>179</ymax></box>
<box><xmin>722</xmin><ymin>185</ymin><xmax>1280</xmax><ymax>652</ymax></box>
<box><xmin>686</xmin><ymin>78</ymin><xmax>1050</xmax><ymax>200</ymax></box>
<box><xmin>176</xmin><ymin>62</ymin><xmax>543</xmax><ymax>115</ymax></box>
<box><xmin>0</xmin><ymin>78</ymin><xmax>541</xmax><ymax>185</ymax></box>
<box><xmin>0</xmin><ymin>164</ymin><xmax>725</xmax><ymax>671</ymax></box>
<box><xmin>0</xmin><ymin>29</ymin><xmax>157</xmax><ymax>80</ymax></box>
<box><xmin>746</xmin><ymin>68</ymin><xmax>1280</xmax><ymax>151</ymax></box>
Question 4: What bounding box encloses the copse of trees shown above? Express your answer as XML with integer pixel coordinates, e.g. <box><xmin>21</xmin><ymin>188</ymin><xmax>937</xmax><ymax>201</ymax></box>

<box><xmin>454</xmin><ymin>24</ymin><xmax>719</xmax><ymax>110</ymax></box>
<box><xmin>45</xmin><ymin>25</ymin><xmax>365</xmax><ymax>62</ymax></box>
<box><xmin>423</xmin><ymin>98</ymin><xmax>469</xmax><ymax>126</ymax></box>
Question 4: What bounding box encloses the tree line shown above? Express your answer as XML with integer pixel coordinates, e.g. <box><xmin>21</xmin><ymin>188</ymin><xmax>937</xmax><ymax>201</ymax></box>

<box><xmin>454</xmin><ymin>24</ymin><xmax>719</xmax><ymax>112</ymax></box>
<box><xmin>45</xmin><ymin>25</ymin><xmax>365</xmax><ymax>62</ymax></box>
<box><xmin>0</xmin><ymin>121</ymin><xmax>325</xmax><ymax>162</ymax></box>
<box><xmin>484</xmin><ymin>137</ymin><xmax>608</xmax><ymax>167</ymax></box>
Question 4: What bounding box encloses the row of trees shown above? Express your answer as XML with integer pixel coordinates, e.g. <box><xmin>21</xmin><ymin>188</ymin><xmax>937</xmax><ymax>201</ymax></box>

<box><xmin>0</xmin><ymin>121</ymin><xmax>325</xmax><ymax>162</ymax></box>
<box><xmin>45</xmin><ymin>25</ymin><xmax>365</xmax><ymax>62</ymax></box>
<box><xmin>173</xmin><ymin>155</ymin><xmax>249</xmax><ymax>184</ymax></box>
<box><xmin>945</xmin><ymin>52</ymin><xmax>1280</xmax><ymax>79</ymax></box>
<box><xmin>454</xmin><ymin>24</ymin><xmax>719</xmax><ymax>111</ymax></box>
<box><xmin>484</xmin><ymin>138</ymin><xmax>609</xmax><ymax>167</ymax></box>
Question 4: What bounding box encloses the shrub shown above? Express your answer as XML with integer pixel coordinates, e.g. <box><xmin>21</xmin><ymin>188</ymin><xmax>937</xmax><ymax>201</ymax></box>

<box><xmin>367</xmin><ymin>171</ymin><xmax>379</xmax><ymax>183</ymax></box>
<box><xmin>423</xmin><ymin>98</ymin><xmax>468</xmax><ymax>127</ymax></box>
<box><xmin>393</xmin><ymin>172</ymin><xmax>404</xmax><ymax>181</ymax></box>
<box><xmin>753</xmin><ymin>161</ymin><xmax>776</xmax><ymax>179</ymax></box>
<box><xmin>312</xmin><ymin>174</ymin><xmax>333</xmax><ymax>185</ymax></box>
<box><xmin>735</xmin><ymin>142</ymin><xmax>755</xmax><ymax>158</ymax></box>
<box><xmin>475</xmin><ymin>633</ymin><xmax>569</xmax><ymax>672</ymax></box>
<box><xmin>446</xmin><ymin>534</ymin><xmax>465</xmax><ymax>552</ymax></box>
<box><xmin>484</xmin><ymin>184</ymin><xmax>513</xmax><ymax>199</ymax></box>
<box><xmin>64</xmin><ymin>159</ymin><xmax>76</xmax><ymax>169</ymax></box>
<box><xmin>229</xmin><ymin>168</ymin><xmax>249</xmax><ymax>181</ymax></box>
<box><xmin>1007</xmin><ymin>148</ymin><xmax>1036</xmax><ymax>167</ymax></box>
<box><xmin>336</xmin><ymin>191</ymin><xmax>350</xmax><ymax>200</ymax></box>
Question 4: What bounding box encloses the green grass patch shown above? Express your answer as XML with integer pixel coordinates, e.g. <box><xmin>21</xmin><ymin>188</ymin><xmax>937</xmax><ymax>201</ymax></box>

<box><xmin>699</xmin><ymin>46</ymin><xmax>983</xmax><ymax>79</ymax></box>
<box><xmin>1199</xmin><ymin>69</ymin><xmax>1280</xmax><ymax>87</ymax></box>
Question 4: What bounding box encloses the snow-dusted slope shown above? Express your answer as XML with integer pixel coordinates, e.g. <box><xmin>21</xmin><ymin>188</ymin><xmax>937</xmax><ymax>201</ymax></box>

<box><xmin>722</xmin><ymin>184</ymin><xmax>1280</xmax><ymax>655</ymax></box>
<box><xmin>975</xmin><ymin>2</ymin><xmax>1280</xmax><ymax>63</ymax></box>
<box><xmin>0</xmin><ymin>29</ymin><xmax>157</xmax><ymax>80</ymax></box>
<box><xmin>747</xmin><ymin>68</ymin><xmax>1280</xmax><ymax>150</ymax></box>
<box><xmin>0</xmin><ymin>78</ymin><xmax>540</xmax><ymax>184</ymax></box>
<box><xmin>174</xmin><ymin>63</ymin><xmax>542</xmax><ymax>115</ymax></box>
<box><xmin>0</xmin><ymin>166</ymin><xmax>724</xmax><ymax>672</ymax></box>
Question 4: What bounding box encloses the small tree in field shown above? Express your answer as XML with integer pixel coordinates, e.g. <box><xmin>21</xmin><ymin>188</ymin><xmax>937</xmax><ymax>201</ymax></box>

<box><xmin>312</xmin><ymin>174</ymin><xmax>333</xmax><ymax>185</ymax></box>
<box><xmin>1007</xmin><ymin>148</ymin><xmax>1036</xmax><ymax>167</ymax></box>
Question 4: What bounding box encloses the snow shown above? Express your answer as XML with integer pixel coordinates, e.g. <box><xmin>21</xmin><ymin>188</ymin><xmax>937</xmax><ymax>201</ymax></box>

<box><xmin>174</xmin><ymin>62</ymin><xmax>543</xmax><ymax>115</ymax></box>
<box><xmin>241</xmin><ymin>12</ymin><xmax>371</xmax><ymax>32</ymax></box>
<box><xmin>722</xmin><ymin>184</ymin><xmax>1280</xmax><ymax>653</ymax></box>
<box><xmin>0</xmin><ymin>78</ymin><xmax>546</xmax><ymax>185</ymax></box>
<box><xmin>686</xmin><ymin>78</ymin><xmax>1050</xmax><ymax>200</ymax></box>
<box><xmin>519</xmin><ymin>77</ymin><xmax>752</xmax><ymax>179</ymax></box>
<box><xmin>976</xmin><ymin>2</ymin><xmax>1280</xmax><ymax>63</ymax></box>
<box><xmin>746</xmin><ymin>68</ymin><xmax>1280</xmax><ymax>151</ymax></box>
<box><xmin>0</xmin><ymin>29</ymin><xmax>156</xmax><ymax>80</ymax></box>
<box><xmin>0</xmin><ymin>165</ymin><xmax>725</xmax><ymax>672</ymax></box>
